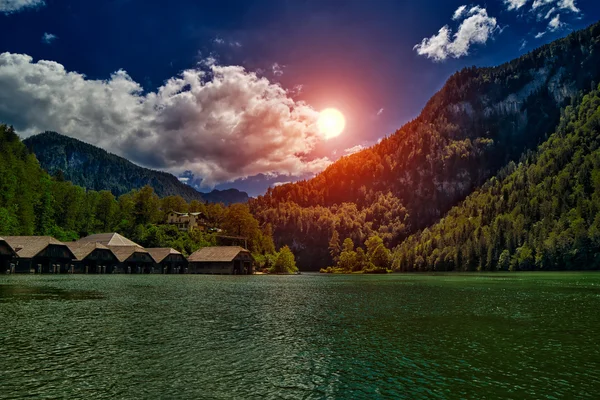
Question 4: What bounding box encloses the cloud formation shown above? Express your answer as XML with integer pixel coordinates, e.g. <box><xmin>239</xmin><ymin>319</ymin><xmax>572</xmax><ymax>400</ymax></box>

<box><xmin>272</xmin><ymin>62</ymin><xmax>284</xmax><ymax>76</ymax></box>
<box><xmin>344</xmin><ymin>145</ymin><xmax>365</xmax><ymax>155</ymax></box>
<box><xmin>0</xmin><ymin>52</ymin><xmax>331</xmax><ymax>187</ymax></box>
<box><xmin>504</xmin><ymin>0</ymin><xmax>580</xmax><ymax>40</ymax></box>
<box><xmin>504</xmin><ymin>0</ymin><xmax>528</xmax><ymax>10</ymax></box>
<box><xmin>41</xmin><ymin>32</ymin><xmax>57</xmax><ymax>44</ymax></box>
<box><xmin>0</xmin><ymin>0</ymin><xmax>44</xmax><ymax>14</ymax></box>
<box><xmin>414</xmin><ymin>6</ymin><xmax>498</xmax><ymax>62</ymax></box>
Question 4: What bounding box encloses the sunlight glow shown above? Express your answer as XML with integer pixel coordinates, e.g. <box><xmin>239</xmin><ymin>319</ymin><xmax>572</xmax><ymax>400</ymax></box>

<box><xmin>318</xmin><ymin>108</ymin><xmax>346</xmax><ymax>139</ymax></box>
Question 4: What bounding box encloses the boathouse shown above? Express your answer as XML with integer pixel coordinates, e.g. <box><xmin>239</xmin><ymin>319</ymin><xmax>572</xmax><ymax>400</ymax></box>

<box><xmin>188</xmin><ymin>246</ymin><xmax>254</xmax><ymax>275</ymax></box>
<box><xmin>66</xmin><ymin>242</ymin><xmax>119</xmax><ymax>274</ymax></box>
<box><xmin>146</xmin><ymin>248</ymin><xmax>188</xmax><ymax>274</ymax></box>
<box><xmin>3</xmin><ymin>236</ymin><xmax>75</xmax><ymax>273</ymax></box>
<box><xmin>77</xmin><ymin>233</ymin><xmax>154</xmax><ymax>273</ymax></box>
<box><xmin>110</xmin><ymin>246</ymin><xmax>154</xmax><ymax>273</ymax></box>
<box><xmin>0</xmin><ymin>237</ymin><xmax>17</xmax><ymax>273</ymax></box>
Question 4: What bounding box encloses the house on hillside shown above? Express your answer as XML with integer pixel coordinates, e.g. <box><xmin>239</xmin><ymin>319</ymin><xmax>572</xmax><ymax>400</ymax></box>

<box><xmin>188</xmin><ymin>246</ymin><xmax>254</xmax><ymax>275</ymax></box>
<box><xmin>3</xmin><ymin>236</ymin><xmax>75</xmax><ymax>274</ymax></box>
<box><xmin>166</xmin><ymin>211</ymin><xmax>207</xmax><ymax>232</ymax></box>
<box><xmin>0</xmin><ymin>237</ymin><xmax>17</xmax><ymax>273</ymax></box>
<box><xmin>147</xmin><ymin>248</ymin><xmax>188</xmax><ymax>274</ymax></box>
<box><xmin>66</xmin><ymin>242</ymin><xmax>119</xmax><ymax>274</ymax></box>
<box><xmin>77</xmin><ymin>233</ymin><xmax>154</xmax><ymax>273</ymax></box>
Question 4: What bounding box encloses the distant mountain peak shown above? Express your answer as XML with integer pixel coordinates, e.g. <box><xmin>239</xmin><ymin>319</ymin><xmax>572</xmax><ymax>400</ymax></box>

<box><xmin>23</xmin><ymin>131</ymin><xmax>249</xmax><ymax>204</ymax></box>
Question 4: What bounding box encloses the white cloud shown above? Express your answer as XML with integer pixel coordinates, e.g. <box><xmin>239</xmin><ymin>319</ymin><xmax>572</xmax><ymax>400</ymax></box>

<box><xmin>453</xmin><ymin>5</ymin><xmax>467</xmax><ymax>20</ymax></box>
<box><xmin>41</xmin><ymin>32</ymin><xmax>57</xmax><ymax>44</ymax></box>
<box><xmin>548</xmin><ymin>14</ymin><xmax>563</xmax><ymax>29</ymax></box>
<box><xmin>214</xmin><ymin>37</ymin><xmax>242</xmax><ymax>47</ymax></box>
<box><xmin>273</xmin><ymin>181</ymin><xmax>291</xmax><ymax>187</ymax></box>
<box><xmin>289</xmin><ymin>84</ymin><xmax>303</xmax><ymax>97</ymax></box>
<box><xmin>414</xmin><ymin>6</ymin><xmax>498</xmax><ymax>62</ymax></box>
<box><xmin>535</xmin><ymin>12</ymin><xmax>566</xmax><ymax>38</ymax></box>
<box><xmin>0</xmin><ymin>52</ymin><xmax>332</xmax><ymax>187</ymax></box>
<box><xmin>0</xmin><ymin>0</ymin><xmax>44</xmax><ymax>13</ymax></box>
<box><xmin>376</xmin><ymin>108</ymin><xmax>384</xmax><ymax>116</ymax></box>
<box><xmin>532</xmin><ymin>0</ymin><xmax>579</xmax><ymax>13</ymax></box>
<box><xmin>504</xmin><ymin>0</ymin><xmax>529</xmax><ymax>11</ymax></box>
<box><xmin>544</xmin><ymin>7</ymin><xmax>557</xmax><ymax>19</ymax></box>
<box><xmin>519</xmin><ymin>39</ymin><xmax>528</xmax><ymax>50</ymax></box>
<box><xmin>344</xmin><ymin>145</ymin><xmax>365</xmax><ymax>155</ymax></box>
<box><xmin>557</xmin><ymin>0</ymin><xmax>579</xmax><ymax>13</ymax></box>
<box><xmin>272</xmin><ymin>62</ymin><xmax>284</xmax><ymax>76</ymax></box>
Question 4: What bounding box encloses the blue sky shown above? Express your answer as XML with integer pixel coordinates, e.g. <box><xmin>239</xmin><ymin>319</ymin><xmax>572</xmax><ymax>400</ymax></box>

<box><xmin>0</xmin><ymin>0</ymin><xmax>598</xmax><ymax>196</ymax></box>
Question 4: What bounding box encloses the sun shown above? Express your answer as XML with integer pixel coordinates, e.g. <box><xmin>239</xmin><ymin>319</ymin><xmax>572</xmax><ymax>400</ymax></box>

<box><xmin>318</xmin><ymin>108</ymin><xmax>346</xmax><ymax>139</ymax></box>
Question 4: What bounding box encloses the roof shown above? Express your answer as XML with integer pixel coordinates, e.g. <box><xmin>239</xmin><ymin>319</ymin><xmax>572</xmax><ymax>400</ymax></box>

<box><xmin>66</xmin><ymin>242</ymin><xmax>114</xmax><ymax>261</ymax></box>
<box><xmin>107</xmin><ymin>245</ymin><xmax>150</xmax><ymax>262</ymax></box>
<box><xmin>3</xmin><ymin>236</ymin><xmax>74</xmax><ymax>259</ymax></box>
<box><xmin>0</xmin><ymin>237</ymin><xmax>17</xmax><ymax>256</ymax></box>
<box><xmin>188</xmin><ymin>246</ymin><xmax>251</xmax><ymax>263</ymax></box>
<box><xmin>146</xmin><ymin>248</ymin><xmax>183</xmax><ymax>263</ymax></box>
<box><xmin>169</xmin><ymin>211</ymin><xmax>206</xmax><ymax>217</ymax></box>
<box><xmin>78</xmin><ymin>233</ymin><xmax>141</xmax><ymax>247</ymax></box>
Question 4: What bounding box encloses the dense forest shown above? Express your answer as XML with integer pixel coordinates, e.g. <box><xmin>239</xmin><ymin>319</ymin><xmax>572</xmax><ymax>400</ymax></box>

<box><xmin>24</xmin><ymin>132</ymin><xmax>249</xmax><ymax>204</ymax></box>
<box><xmin>251</xmin><ymin>21</ymin><xmax>600</xmax><ymax>269</ymax></box>
<box><xmin>392</xmin><ymin>85</ymin><xmax>600</xmax><ymax>271</ymax></box>
<box><xmin>0</xmin><ymin>124</ymin><xmax>291</xmax><ymax>271</ymax></box>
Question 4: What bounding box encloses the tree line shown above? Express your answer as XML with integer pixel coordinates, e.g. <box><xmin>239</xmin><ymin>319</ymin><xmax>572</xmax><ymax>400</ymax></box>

<box><xmin>0</xmin><ymin>124</ymin><xmax>293</xmax><ymax>271</ymax></box>
<box><xmin>392</xmin><ymin>85</ymin><xmax>600</xmax><ymax>271</ymax></box>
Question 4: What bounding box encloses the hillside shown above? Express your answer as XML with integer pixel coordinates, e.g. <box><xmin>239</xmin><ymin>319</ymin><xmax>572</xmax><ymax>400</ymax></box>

<box><xmin>251</xmin><ymin>22</ymin><xmax>600</xmax><ymax>269</ymax></box>
<box><xmin>23</xmin><ymin>132</ymin><xmax>249</xmax><ymax>204</ymax></box>
<box><xmin>393</xmin><ymin>84</ymin><xmax>600</xmax><ymax>271</ymax></box>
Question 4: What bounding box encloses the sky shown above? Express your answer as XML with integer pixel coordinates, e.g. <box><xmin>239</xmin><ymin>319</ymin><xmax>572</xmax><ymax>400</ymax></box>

<box><xmin>0</xmin><ymin>0</ymin><xmax>599</xmax><ymax>197</ymax></box>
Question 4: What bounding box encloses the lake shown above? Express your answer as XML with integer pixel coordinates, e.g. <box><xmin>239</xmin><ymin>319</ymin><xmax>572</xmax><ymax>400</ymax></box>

<box><xmin>0</xmin><ymin>273</ymin><xmax>599</xmax><ymax>399</ymax></box>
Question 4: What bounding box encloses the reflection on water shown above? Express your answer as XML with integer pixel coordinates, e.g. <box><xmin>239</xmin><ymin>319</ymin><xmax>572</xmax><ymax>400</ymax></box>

<box><xmin>0</xmin><ymin>273</ymin><xmax>599</xmax><ymax>399</ymax></box>
<box><xmin>0</xmin><ymin>284</ymin><xmax>104</xmax><ymax>302</ymax></box>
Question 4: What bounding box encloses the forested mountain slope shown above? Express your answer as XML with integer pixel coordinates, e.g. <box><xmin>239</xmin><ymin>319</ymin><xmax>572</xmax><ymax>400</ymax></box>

<box><xmin>24</xmin><ymin>132</ymin><xmax>249</xmax><ymax>204</ymax></box>
<box><xmin>251</xmin><ymin>22</ymin><xmax>600</xmax><ymax>269</ymax></box>
<box><xmin>393</xmin><ymin>84</ymin><xmax>600</xmax><ymax>271</ymax></box>
<box><xmin>0</xmin><ymin>124</ymin><xmax>274</xmax><ymax>258</ymax></box>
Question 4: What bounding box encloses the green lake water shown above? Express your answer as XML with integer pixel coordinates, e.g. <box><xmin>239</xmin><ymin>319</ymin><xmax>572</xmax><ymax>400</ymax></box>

<box><xmin>0</xmin><ymin>273</ymin><xmax>599</xmax><ymax>399</ymax></box>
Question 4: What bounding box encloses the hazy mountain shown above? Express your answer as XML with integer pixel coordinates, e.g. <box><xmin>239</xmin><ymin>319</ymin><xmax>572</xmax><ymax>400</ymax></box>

<box><xmin>251</xmin><ymin>22</ymin><xmax>600</xmax><ymax>269</ymax></box>
<box><xmin>23</xmin><ymin>132</ymin><xmax>249</xmax><ymax>204</ymax></box>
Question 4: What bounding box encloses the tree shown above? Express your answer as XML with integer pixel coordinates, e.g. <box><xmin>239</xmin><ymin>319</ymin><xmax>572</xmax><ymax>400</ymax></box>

<box><xmin>338</xmin><ymin>238</ymin><xmax>357</xmax><ymax>271</ymax></box>
<box><xmin>329</xmin><ymin>230</ymin><xmax>341</xmax><ymax>263</ymax></box>
<box><xmin>365</xmin><ymin>234</ymin><xmax>391</xmax><ymax>269</ymax></box>
<box><xmin>132</xmin><ymin>186</ymin><xmax>161</xmax><ymax>225</ymax></box>
<box><xmin>222</xmin><ymin>203</ymin><xmax>262</xmax><ymax>251</ymax></box>
<box><xmin>270</xmin><ymin>246</ymin><xmax>298</xmax><ymax>274</ymax></box>
<box><xmin>161</xmin><ymin>195</ymin><xmax>189</xmax><ymax>216</ymax></box>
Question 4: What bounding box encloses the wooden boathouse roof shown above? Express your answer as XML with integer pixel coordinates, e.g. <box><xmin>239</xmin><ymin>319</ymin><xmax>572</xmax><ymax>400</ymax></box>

<box><xmin>0</xmin><ymin>237</ymin><xmax>17</xmax><ymax>256</ymax></box>
<box><xmin>66</xmin><ymin>242</ymin><xmax>115</xmax><ymax>262</ymax></box>
<box><xmin>3</xmin><ymin>236</ymin><xmax>75</xmax><ymax>259</ymax></box>
<box><xmin>146</xmin><ymin>248</ymin><xmax>183</xmax><ymax>263</ymax></box>
<box><xmin>188</xmin><ymin>246</ymin><xmax>252</xmax><ymax>263</ymax></box>
<box><xmin>78</xmin><ymin>232</ymin><xmax>141</xmax><ymax>247</ymax></box>
<box><xmin>108</xmin><ymin>245</ymin><xmax>151</xmax><ymax>263</ymax></box>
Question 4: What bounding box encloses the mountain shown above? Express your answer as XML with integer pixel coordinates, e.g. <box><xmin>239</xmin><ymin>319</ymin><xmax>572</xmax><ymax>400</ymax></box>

<box><xmin>393</xmin><ymin>84</ymin><xmax>600</xmax><ymax>272</ymax></box>
<box><xmin>23</xmin><ymin>132</ymin><xmax>249</xmax><ymax>204</ymax></box>
<box><xmin>251</xmin><ymin>22</ymin><xmax>600</xmax><ymax>270</ymax></box>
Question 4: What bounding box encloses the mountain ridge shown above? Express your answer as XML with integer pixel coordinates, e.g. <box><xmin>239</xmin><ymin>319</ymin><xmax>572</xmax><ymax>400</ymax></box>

<box><xmin>23</xmin><ymin>131</ymin><xmax>249</xmax><ymax>204</ymax></box>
